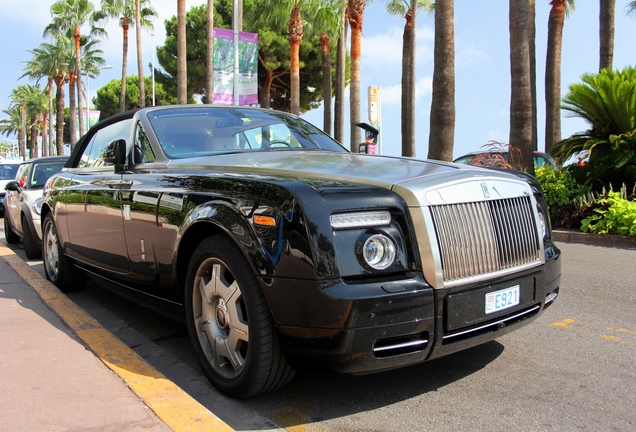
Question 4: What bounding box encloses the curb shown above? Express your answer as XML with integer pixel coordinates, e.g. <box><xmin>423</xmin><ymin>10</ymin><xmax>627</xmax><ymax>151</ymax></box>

<box><xmin>0</xmin><ymin>243</ymin><xmax>235</xmax><ymax>432</ymax></box>
<box><xmin>552</xmin><ymin>229</ymin><xmax>636</xmax><ymax>249</ymax></box>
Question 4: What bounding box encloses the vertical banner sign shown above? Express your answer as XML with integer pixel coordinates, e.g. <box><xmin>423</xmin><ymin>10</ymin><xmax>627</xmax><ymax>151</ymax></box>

<box><xmin>368</xmin><ymin>86</ymin><xmax>379</xmax><ymax>125</ymax></box>
<box><xmin>213</xmin><ymin>28</ymin><xmax>258</xmax><ymax>105</ymax></box>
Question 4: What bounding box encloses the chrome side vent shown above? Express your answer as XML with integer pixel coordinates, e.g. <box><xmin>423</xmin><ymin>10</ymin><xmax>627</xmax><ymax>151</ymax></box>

<box><xmin>430</xmin><ymin>196</ymin><xmax>542</xmax><ymax>283</ymax></box>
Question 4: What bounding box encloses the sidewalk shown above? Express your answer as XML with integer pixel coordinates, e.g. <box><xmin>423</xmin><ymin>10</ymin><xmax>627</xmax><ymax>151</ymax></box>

<box><xmin>0</xmin><ymin>243</ymin><xmax>234</xmax><ymax>432</ymax></box>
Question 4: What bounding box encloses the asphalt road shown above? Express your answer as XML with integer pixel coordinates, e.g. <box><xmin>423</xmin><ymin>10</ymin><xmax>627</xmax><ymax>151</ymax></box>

<box><xmin>3</xmin><ymin>225</ymin><xmax>635</xmax><ymax>432</ymax></box>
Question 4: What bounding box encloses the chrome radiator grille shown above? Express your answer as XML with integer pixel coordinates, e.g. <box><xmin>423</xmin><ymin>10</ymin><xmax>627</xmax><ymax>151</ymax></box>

<box><xmin>429</xmin><ymin>196</ymin><xmax>542</xmax><ymax>283</ymax></box>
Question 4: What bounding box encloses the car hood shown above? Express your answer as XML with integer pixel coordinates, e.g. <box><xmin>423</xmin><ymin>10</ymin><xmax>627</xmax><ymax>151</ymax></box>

<box><xmin>167</xmin><ymin>151</ymin><xmax>520</xmax><ymax>207</ymax></box>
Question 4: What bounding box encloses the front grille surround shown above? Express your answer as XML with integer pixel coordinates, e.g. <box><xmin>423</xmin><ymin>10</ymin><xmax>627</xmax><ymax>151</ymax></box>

<box><xmin>430</xmin><ymin>195</ymin><xmax>543</xmax><ymax>284</ymax></box>
<box><xmin>406</xmin><ymin>177</ymin><xmax>545</xmax><ymax>289</ymax></box>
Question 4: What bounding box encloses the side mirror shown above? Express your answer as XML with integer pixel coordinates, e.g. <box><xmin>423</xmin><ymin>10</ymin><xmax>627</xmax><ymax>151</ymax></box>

<box><xmin>103</xmin><ymin>139</ymin><xmax>127</xmax><ymax>173</ymax></box>
<box><xmin>4</xmin><ymin>180</ymin><xmax>20</xmax><ymax>192</ymax></box>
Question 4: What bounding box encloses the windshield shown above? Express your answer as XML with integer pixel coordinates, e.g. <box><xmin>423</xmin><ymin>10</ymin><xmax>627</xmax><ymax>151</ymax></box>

<box><xmin>0</xmin><ymin>164</ymin><xmax>19</xmax><ymax>180</ymax></box>
<box><xmin>147</xmin><ymin>107</ymin><xmax>348</xmax><ymax>159</ymax></box>
<box><xmin>30</xmin><ymin>161</ymin><xmax>67</xmax><ymax>188</ymax></box>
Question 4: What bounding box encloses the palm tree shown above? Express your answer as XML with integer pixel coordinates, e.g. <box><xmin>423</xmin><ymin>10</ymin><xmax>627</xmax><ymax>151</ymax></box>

<box><xmin>25</xmin><ymin>87</ymin><xmax>49</xmax><ymax>158</ymax></box>
<box><xmin>509</xmin><ymin>0</ymin><xmax>534</xmax><ymax>175</ymax></box>
<box><xmin>599</xmin><ymin>0</ymin><xmax>615</xmax><ymax>71</ymax></box>
<box><xmin>0</xmin><ymin>107</ymin><xmax>24</xmax><ymax>157</ymax></box>
<box><xmin>627</xmin><ymin>1</ymin><xmax>636</xmax><ymax>15</ymax></box>
<box><xmin>385</xmin><ymin>0</ymin><xmax>434</xmax><ymax>158</ymax></box>
<box><xmin>427</xmin><ymin>0</ymin><xmax>456</xmax><ymax>161</ymax></box>
<box><xmin>177</xmin><ymin>0</ymin><xmax>187</xmax><ymax>104</ymax></box>
<box><xmin>348</xmin><ymin>0</ymin><xmax>366</xmax><ymax>151</ymax></box>
<box><xmin>45</xmin><ymin>0</ymin><xmax>106</xmax><ymax>139</ymax></box>
<box><xmin>544</xmin><ymin>0</ymin><xmax>576</xmax><ymax>154</ymax></box>
<box><xmin>26</xmin><ymin>39</ymin><xmax>74</xmax><ymax>155</ymax></box>
<box><xmin>314</xmin><ymin>1</ymin><xmax>343</xmax><ymax>135</ymax></box>
<box><xmin>101</xmin><ymin>0</ymin><xmax>157</xmax><ymax>112</ymax></box>
<box><xmin>23</xmin><ymin>48</ymin><xmax>56</xmax><ymax>156</ymax></box>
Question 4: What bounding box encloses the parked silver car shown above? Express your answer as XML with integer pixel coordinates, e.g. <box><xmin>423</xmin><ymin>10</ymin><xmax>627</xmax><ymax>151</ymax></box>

<box><xmin>0</xmin><ymin>161</ymin><xmax>20</xmax><ymax>217</ymax></box>
<box><xmin>4</xmin><ymin>156</ymin><xmax>68</xmax><ymax>259</ymax></box>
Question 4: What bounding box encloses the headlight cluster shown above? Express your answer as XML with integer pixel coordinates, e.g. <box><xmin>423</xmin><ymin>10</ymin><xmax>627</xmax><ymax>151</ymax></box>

<box><xmin>536</xmin><ymin>203</ymin><xmax>548</xmax><ymax>240</ymax></box>
<box><xmin>32</xmin><ymin>197</ymin><xmax>43</xmax><ymax>216</ymax></box>
<box><xmin>331</xmin><ymin>210</ymin><xmax>399</xmax><ymax>272</ymax></box>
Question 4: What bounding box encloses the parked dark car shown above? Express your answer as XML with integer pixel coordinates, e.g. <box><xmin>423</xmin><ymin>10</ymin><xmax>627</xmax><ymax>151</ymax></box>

<box><xmin>41</xmin><ymin>106</ymin><xmax>561</xmax><ymax>398</ymax></box>
<box><xmin>0</xmin><ymin>161</ymin><xmax>20</xmax><ymax>216</ymax></box>
<box><xmin>4</xmin><ymin>156</ymin><xmax>68</xmax><ymax>259</ymax></box>
<box><xmin>453</xmin><ymin>150</ymin><xmax>557</xmax><ymax>170</ymax></box>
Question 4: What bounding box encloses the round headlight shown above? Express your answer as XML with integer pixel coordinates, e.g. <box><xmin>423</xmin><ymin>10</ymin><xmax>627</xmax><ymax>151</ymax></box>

<box><xmin>536</xmin><ymin>206</ymin><xmax>547</xmax><ymax>239</ymax></box>
<box><xmin>363</xmin><ymin>234</ymin><xmax>396</xmax><ymax>270</ymax></box>
<box><xmin>32</xmin><ymin>197</ymin><xmax>43</xmax><ymax>216</ymax></box>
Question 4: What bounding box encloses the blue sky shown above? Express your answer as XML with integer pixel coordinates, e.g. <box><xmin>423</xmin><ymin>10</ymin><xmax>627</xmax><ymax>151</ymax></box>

<box><xmin>1</xmin><ymin>1</ymin><xmax>635</xmax><ymax>159</ymax></box>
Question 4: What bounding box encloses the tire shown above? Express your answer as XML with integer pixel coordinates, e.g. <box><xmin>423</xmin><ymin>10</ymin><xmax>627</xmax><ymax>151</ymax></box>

<box><xmin>42</xmin><ymin>213</ymin><xmax>86</xmax><ymax>292</ymax></box>
<box><xmin>4</xmin><ymin>214</ymin><xmax>20</xmax><ymax>244</ymax></box>
<box><xmin>185</xmin><ymin>235</ymin><xmax>295</xmax><ymax>398</ymax></box>
<box><xmin>22</xmin><ymin>215</ymin><xmax>41</xmax><ymax>260</ymax></box>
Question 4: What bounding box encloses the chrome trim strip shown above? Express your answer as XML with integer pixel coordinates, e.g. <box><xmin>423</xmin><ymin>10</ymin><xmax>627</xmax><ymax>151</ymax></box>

<box><xmin>373</xmin><ymin>339</ymin><xmax>429</xmax><ymax>352</ymax></box>
<box><xmin>442</xmin><ymin>305</ymin><xmax>541</xmax><ymax>341</ymax></box>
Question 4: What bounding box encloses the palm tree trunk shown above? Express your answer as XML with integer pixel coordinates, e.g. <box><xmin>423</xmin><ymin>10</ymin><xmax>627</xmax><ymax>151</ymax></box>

<box><xmin>75</xmin><ymin>28</ymin><xmax>85</xmax><ymax>138</ymax></box>
<box><xmin>20</xmin><ymin>107</ymin><xmax>27</xmax><ymax>161</ymax></box>
<box><xmin>289</xmin><ymin>4</ymin><xmax>303</xmax><ymax>116</ymax></box>
<box><xmin>348</xmin><ymin>0</ymin><xmax>365</xmax><ymax>152</ymax></box>
<box><xmin>121</xmin><ymin>20</ymin><xmax>130</xmax><ymax>112</ymax></box>
<box><xmin>136</xmin><ymin>0</ymin><xmax>146</xmax><ymax>107</ymax></box>
<box><xmin>334</xmin><ymin>9</ymin><xmax>347</xmax><ymax>144</ymax></box>
<box><xmin>177</xmin><ymin>0</ymin><xmax>188</xmax><ymax>104</ymax></box>
<box><xmin>509</xmin><ymin>0</ymin><xmax>534</xmax><ymax>175</ymax></box>
<box><xmin>401</xmin><ymin>9</ymin><xmax>414</xmax><ymax>157</ymax></box>
<box><xmin>428</xmin><ymin>0</ymin><xmax>455</xmax><ymax>161</ymax></box>
<box><xmin>320</xmin><ymin>33</ymin><xmax>332</xmax><ymax>135</ymax></box>
<box><xmin>54</xmin><ymin>79</ymin><xmax>65</xmax><ymax>156</ymax></box>
<box><xmin>69</xmin><ymin>74</ymin><xmax>77</xmax><ymax>148</ymax></box>
<box><xmin>528</xmin><ymin>0</ymin><xmax>537</xmax><ymax>152</ymax></box>
<box><xmin>545</xmin><ymin>0</ymin><xmax>565</xmax><ymax>154</ymax></box>
<box><xmin>599</xmin><ymin>0</ymin><xmax>615</xmax><ymax>71</ymax></box>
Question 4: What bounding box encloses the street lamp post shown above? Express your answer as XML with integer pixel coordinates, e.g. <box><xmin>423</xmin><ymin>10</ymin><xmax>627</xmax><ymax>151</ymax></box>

<box><xmin>84</xmin><ymin>65</ymin><xmax>113</xmax><ymax>129</ymax></box>
<box><xmin>151</xmin><ymin>32</ymin><xmax>156</xmax><ymax>106</ymax></box>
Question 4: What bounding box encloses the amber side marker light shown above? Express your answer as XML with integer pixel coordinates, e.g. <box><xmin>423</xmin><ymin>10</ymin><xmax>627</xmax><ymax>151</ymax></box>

<box><xmin>254</xmin><ymin>215</ymin><xmax>277</xmax><ymax>227</ymax></box>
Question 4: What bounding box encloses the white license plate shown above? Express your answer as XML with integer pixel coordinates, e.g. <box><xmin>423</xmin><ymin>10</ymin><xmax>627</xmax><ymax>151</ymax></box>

<box><xmin>485</xmin><ymin>285</ymin><xmax>520</xmax><ymax>314</ymax></box>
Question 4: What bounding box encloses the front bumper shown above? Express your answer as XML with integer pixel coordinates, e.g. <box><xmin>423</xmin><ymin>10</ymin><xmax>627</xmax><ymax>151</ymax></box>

<box><xmin>264</xmin><ymin>247</ymin><xmax>560</xmax><ymax>374</ymax></box>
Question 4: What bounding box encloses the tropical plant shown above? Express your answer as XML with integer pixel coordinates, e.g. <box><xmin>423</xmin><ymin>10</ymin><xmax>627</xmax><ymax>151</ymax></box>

<box><xmin>509</xmin><ymin>0</ymin><xmax>535</xmax><ymax>176</ymax></box>
<box><xmin>551</xmin><ymin>67</ymin><xmax>636</xmax><ymax>192</ymax></box>
<box><xmin>45</xmin><ymin>0</ymin><xmax>106</xmax><ymax>140</ymax></box>
<box><xmin>599</xmin><ymin>0</ymin><xmax>615</xmax><ymax>70</ymax></box>
<box><xmin>581</xmin><ymin>191</ymin><xmax>636</xmax><ymax>236</ymax></box>
<box><xmin>544</xmin><ymin>0</ymin><xmax>576</xmax><ymax>154</ymax></box>
<box><xmin>100</xmin><ymin>0</ymin><xmax>157</xmax><ymax>112</ymax></box>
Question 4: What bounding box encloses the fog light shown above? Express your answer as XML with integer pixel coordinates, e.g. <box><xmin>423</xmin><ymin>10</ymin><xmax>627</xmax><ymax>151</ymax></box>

<box><xmin>536</xmin><ymin>207</ymin><xmax>547</xmax><ymax>239</ymax></box>
<box><xmin>363</xmin><ymin>234</ymin><xmax>396</xmax><ymax>270</ymax></box>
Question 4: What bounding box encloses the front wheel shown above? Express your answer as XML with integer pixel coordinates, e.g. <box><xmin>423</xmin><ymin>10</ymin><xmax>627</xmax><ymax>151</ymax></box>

<box><xmin>42</xmin><ymin>213</ymin><xmax>86</xmax><ymax>292</ymax></box>
<box><xmin>22</xmin><ymin>216</ymin><xmax>41</xmax><ymax>260</ymax></box>
<box><xmin>4</xmin><ymin>214</ymin><xmax>19</xmax><ymax>244</ymax></box>
<box><xmin>185</xmin><ymin>235</ymin><xmax>295</xmax><ymax>398</ymax></box>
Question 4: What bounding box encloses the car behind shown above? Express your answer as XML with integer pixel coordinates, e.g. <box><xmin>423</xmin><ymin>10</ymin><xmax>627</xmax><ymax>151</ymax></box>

<box><xmin>4</xmin><ymin>156</ymin><xmax>68</xmax><ymax>259</ymax></box>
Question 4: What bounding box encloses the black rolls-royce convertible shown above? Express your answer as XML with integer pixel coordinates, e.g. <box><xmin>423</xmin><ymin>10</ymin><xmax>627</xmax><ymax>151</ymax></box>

<box><xmin>41</xmin><ymin>105</ymin><xmax>561</xmax><ymax>398</ymax></box>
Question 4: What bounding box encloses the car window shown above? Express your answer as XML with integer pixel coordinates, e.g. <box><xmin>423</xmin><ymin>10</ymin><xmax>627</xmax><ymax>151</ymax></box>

<box><xmin>30</xmin><ymin>161</ymin><xmax>67</xmax><ymax>188</ymax></box>
<box><xmin>0</xmin><ymin>164</ymin><xmax>19</xmax><ymax>180</ymax></box>
<box><xmin>79</xmin><ymin>119</ymin><xmax>132</xmax><ymax>168</ymax></box>
<box><xmin>133</xmin><ymin>121</ymin><xmax>156</xmax><ymax>164</ymax></box>
<box><xmin>15</xmin><ymin>163</ymin><xmax>30</xmax><ymax>188</ymax></box>
<box><xmin>148</xmin><ymin>107</ymin><xmax>347</xmax><ymax>159</ymax></box>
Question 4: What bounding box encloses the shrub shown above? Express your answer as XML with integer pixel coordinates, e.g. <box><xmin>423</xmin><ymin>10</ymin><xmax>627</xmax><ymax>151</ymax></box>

<box><xmin>580</xmin><ymin>191</ymin><xmax>636</xmax><ymax>237</ymax></box>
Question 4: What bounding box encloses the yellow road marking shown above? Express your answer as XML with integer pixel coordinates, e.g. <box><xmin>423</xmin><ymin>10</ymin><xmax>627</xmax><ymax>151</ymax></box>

<box><xmin>552</xmin><ymin>318</ymin><xmax>636</xmax><ymax>347</ymax></box>
<box><xmin>0</xmin><ymin>243</ymin><xmax>234</xmax><ymax>432</ymax></box>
